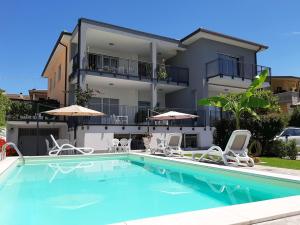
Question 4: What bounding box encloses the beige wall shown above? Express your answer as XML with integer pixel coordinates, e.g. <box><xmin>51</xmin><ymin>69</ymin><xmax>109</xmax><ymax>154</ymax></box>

<box><xmin>44</xmin><ymin>36</ymin><xmax>71</xmax><ymax>105</ymax></box>
<box><xmin>271</xmin><ymin>78</ymin><xmax>300</xmax><ymax>93</ymax></box>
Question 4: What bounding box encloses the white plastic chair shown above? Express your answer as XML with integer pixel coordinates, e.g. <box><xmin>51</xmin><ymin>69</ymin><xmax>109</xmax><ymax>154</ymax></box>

<box><xmin>111</xmin><ymin>138</ymin><xmax>120</xmax><ymax>152</ymax></box>
<box><xmin>120</xmin><ymin>138</ymin><xmax>132</xmax><ymax>152</ymax></box>
<box><xmin>48</xmin><ymin>135</ymin><xmax>94</xmax><ymax>156</ymax></box>
<box><xmin>150</xmin><ymin>134</ymin><xmax>182</xmax><ymax>156</ymax></box>
<box><xmin>198</xmin><ymin>130</ymin><xmax>254</xmax><ymax>167</ymax></box>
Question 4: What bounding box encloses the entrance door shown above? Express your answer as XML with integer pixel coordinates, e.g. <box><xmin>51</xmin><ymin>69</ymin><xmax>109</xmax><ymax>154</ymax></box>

<box><xmin>18</xmin><ymin>128</ymin><xmax>59</xmax><ymax>156</ymax></box>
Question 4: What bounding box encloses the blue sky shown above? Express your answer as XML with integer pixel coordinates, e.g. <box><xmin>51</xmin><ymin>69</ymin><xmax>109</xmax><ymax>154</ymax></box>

<box><xmin>1</xmin><ymin>0</ymin><xmax>300</xmax><ymax>94</ymax></box>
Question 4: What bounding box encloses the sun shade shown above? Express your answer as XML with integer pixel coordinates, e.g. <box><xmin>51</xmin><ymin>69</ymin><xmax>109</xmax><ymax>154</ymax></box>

<box><xmin>149</xmin><ymin>111</ymin><xmax>198</xmax><ymax>120</ymax></box>
<box><xmin>43</xmin><ymin>105</ymin><xmax>105</xmax><ymax>116</ymax></box>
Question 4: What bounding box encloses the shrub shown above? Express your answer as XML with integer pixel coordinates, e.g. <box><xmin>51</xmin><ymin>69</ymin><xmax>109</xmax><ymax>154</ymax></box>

<box><xmin>267</xmin><ymin>140</ymin><xmax>286</xmax><ymax>158</ymax></box>
<box><xmin>286</xmin><ymin>140</ymin><xmax>298</xmax><ymax>160</ymax></box>
<box><xmin>0</xmin><ymin>91</ymin><xmax>11</xmax><ymax>126</ymax></box>
<box><xmin>266</xmin><ymin>140</ymin><xmax>298</xmax><ymax>160</ymax></box>
<box><xmin>213</xmin><ymin>113</ymin><xmax>285</xmax><ymax>155</ymax></box>
<box><xmin>9</xmin><ymin>101</ymin><xmax>32</xmax><ymax>119</ymax></box>
<box><xmin>289</xmin><ymin>107</ymin><xmax>300</xmax><ymax>127</ymax></box>
<box><xmin>213</xmin><ymin>119</ymin><xmax>235</xmax><ymax>149</ymax></box>
<box><xmin>241</xmin><ymin>114</ymin><xmax>286</xmax><ymax>155</ymax></box>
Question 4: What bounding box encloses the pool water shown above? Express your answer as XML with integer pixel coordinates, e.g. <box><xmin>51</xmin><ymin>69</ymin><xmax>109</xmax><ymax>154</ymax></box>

<box><xmin>0</xmin><ymin>155</ymin><xmax>300</xmax><ymax>225</ymax></box>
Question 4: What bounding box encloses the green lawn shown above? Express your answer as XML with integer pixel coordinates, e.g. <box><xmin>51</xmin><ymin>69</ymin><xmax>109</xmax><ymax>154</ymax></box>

<box><xmin>259</xmin><ymin>157</ymin><xmax>300</xmax><ymax>170</ymax></box>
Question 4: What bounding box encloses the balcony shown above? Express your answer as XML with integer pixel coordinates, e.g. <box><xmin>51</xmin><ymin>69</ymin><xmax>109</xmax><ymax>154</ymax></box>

<box><xmin>5</xmin><ymin>99</ymin><xmax>211</xmax><ymax>127</ymax></box>
<box><xmin>206</xmin><ymin>58</ymin><xmax>271</xmax><ymax>89</ymax></box>
<box><xmin>275</xmin><ymin>91</ymin><xmax>300</xmax><ymax>105</ymax></box>
<box><xmin>79</xmin><ymin>104</ymin><xmax>204</xmax><ymax>126</ymax></box>
<box><xmin>71</xmin><ymin>53</ymin><xmax>189</xmax><ymax>86</ymax></box>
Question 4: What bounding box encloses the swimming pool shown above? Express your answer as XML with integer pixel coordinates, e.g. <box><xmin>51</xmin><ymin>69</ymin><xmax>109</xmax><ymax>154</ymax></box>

<box><xmin>0</xmin><ymin>154</ymin><xmax>300</xmax><ymax>225</ymax></box>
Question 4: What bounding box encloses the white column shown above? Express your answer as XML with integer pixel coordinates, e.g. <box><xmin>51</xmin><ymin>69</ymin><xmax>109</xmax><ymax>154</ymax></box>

<box><xmin>151</xmin><ymin>42</ymin><xmax>157</xmax><ymax>108</ymax></box>
<box><xmin>79</xmin><ymin>23</ymin><xmax>87</xmax><ymax>89</ymax></box>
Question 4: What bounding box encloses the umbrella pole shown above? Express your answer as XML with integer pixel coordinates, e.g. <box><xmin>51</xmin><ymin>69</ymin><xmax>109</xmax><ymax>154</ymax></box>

<box><xmin>36</xmin><ymin>103</ymin><xmax>40</xmax><ymax>155</ymax></box>
<box><xmin>147</xmin><ymin>109</ymin><xmax>150</xmax><ymax>135</ymax></box>
<box><xmin>73</xmin><ymin>117</ymin><xmax>78</xmax><ymax>147</ymax></box>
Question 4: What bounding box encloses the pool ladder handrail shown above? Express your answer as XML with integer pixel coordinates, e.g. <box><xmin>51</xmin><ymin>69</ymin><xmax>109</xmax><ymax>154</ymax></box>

<box><xmin>1</xmin><ymin>142</ymin><xmax>25</xmax><ymax>165</ymax></box>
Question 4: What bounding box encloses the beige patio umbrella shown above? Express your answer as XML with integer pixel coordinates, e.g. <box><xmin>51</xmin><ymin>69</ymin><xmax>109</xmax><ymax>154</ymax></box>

<box><xmin>149</xmin><ymin>111</ymin><xmax>198</xmax><ymax>121</ymax></box>
<box><xmin>148</xmin><ymin>111</ymin><xmax>198</xmax><ymax>146</ymax></box>
<box><xmin>43</xmin><ymin>105</ymin><xmax>105</xmax><ymax>144</ymax></box>
<box><xmin>43</xmin><ymin>104</ymin><xmax>105</xmax><ymax>116</ymax></box>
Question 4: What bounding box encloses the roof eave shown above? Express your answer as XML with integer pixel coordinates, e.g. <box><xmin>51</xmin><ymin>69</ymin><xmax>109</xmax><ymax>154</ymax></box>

<box><xmin>41</xmin><ymin>31</ymin><xmax>72</xmax><ymax>77</ymax></box>
<box><xmin>180</xmin><ymin>28</ymin><xmax>268</xmax><ymax>51</ymax></box>
<box><xmin>79</xmin><ymin>18</ymin><xmax>182</xmax><ymax>45</ymax></box>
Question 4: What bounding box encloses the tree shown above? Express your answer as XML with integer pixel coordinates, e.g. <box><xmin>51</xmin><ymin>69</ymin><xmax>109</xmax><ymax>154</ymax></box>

<box><xmin>289</xmin><ymin>107</ymin><xmax>300</xmax><ymax>127</ymax></box>
<box><xmin>198</xmin><ymin>69</ymin><xmax>270</xmax><ymax>129</ymax></box>
<box><xmin>74</xmin><ymin>87</ymin><xmax>93</xmax><ymax>106</ymax></box>
<box><xmin>0</xmin><ymin>91</ymin><xmax>11</xmax><ymax>126</ymax></box>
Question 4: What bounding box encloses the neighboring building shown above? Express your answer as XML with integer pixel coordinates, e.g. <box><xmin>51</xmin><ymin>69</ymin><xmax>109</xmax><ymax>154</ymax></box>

<box><xmin>28</xmin><ymin>89</ymin><xmax>47</xmax><ymax>101</ymax></box>
<box><xmin>5</xmin><ymin>89</ymin><xmax>48</xmax><ymax>102</ymax></box>
<box><xmin>5</xmin><ymin>93</ymin><xmax>30</xmax><ymax>101</ymax></box>
<box><xmin>271</xmin><ymin>76</ymin><xmax>300</xmax><ymax>112</ymax></box>
<box><xmin>8</xmin><ymin>18</ymin><xmax>271</xmax><ymax>153</ymax></box>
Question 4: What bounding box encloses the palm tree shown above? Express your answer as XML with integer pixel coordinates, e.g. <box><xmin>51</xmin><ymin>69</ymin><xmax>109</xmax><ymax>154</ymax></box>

<box><xmin>198</xmin><ymin>69</ymin><xmax>270</xmax><ymax>129</ymax></box>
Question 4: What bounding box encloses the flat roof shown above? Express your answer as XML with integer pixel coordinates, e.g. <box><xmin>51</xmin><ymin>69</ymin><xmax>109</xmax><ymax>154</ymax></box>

<box><xmin>272</xmin><ymin>76</ymin><xmax>300</xmax><ymax>80</ymax></box>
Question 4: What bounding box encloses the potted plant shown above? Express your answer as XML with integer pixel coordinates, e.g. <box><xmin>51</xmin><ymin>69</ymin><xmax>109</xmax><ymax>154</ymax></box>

<box><xmin>157</xmin><ymin>58</ymin><xmax>168</xmax><ymax>80</ymax></box>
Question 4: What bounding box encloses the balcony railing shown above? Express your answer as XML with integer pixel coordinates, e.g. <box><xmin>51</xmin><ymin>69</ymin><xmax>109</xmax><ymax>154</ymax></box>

<box><xmin>78</xmin><ymin>103</ymin><xmax>205</xmax><ymax>126</ymax></box>
<box><xmin>206</xmin><ymin>58</ymin><xmax>271</xmax><ymax>81</ymax></box>
<box><xmin>76</xmin><ymin>53</ymin><xmax>189</xmax><ymax>85</ymax></box>
<box><xmin>6</xmin><ymin>100</ymin><xmax>222</xmax><ymax>127</ymax></box>
<box><xmin>156</xmin><ymin>64</ymin><xmax>189</xmax><ymax>85</ymax></box>
<box><xmin>275</xmin><ymin>91</ymin><xmax>300</xmax><ymax>104</ymax></box>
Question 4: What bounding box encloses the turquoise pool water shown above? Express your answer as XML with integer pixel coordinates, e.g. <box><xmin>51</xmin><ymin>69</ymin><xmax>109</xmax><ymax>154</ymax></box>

<box><xmin>0</xmin><ymin>155</ymin><xmax>300</xmax><ymax>225</ymax></box>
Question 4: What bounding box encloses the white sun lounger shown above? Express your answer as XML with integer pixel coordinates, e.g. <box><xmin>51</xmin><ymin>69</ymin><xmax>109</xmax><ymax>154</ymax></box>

<box><xmin>198</xmin><ymin>130</ymin><xmax>254</xmax><ymax>167</ymax></box>
<box><xmin>150</xmin><ymin>133</ymin><xmax>182</xmax><ymax>156</ymax></box>
<box><xmin>48</xmin><ymin>135</ymin><xmax>94</xmax><ymax>156</ymax></box>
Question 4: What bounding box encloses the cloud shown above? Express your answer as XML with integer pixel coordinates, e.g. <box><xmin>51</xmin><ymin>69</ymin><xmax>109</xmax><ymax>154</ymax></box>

<box><xmin>291</xmin><ymin>31</ymin><xmax>300</xmax><ymax>35</ymax></box>
<box><xmin>285</xmin><ymin>31</ymin><xmax>300</xmax><ymax>36</ymax></box>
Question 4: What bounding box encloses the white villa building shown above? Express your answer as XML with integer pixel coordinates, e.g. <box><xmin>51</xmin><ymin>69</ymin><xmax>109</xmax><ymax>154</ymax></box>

<box><xmin>6</xmin><ymin>18</ymin><xmax>270</xmax><ymax>154</ymax></box>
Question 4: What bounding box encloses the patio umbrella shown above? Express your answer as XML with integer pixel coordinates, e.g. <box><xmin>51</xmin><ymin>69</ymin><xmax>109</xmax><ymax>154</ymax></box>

<box><xmin>148</xmin><ymin>111</ymin><xmax>198</xmax><ymax>146</ymax></box>
<box><xmin>43</xmin><ymin>105</ymin><xmax>105</xmax><ymax>116</ymax></box>
<box><xmin>43</xmin><ymin>105</ymin><xmax>105</xmax><ymax>144</ymax></box>
<box><xmin>149</xmin><ymin>111</ymin><xmax>198</xmax><ymax>121</ymax></box>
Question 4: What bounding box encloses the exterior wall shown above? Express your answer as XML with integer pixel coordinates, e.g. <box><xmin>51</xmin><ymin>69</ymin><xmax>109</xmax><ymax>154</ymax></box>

<box><xmin>46</xmin><ymin>42</ymin><xmax>71</xmax><ymax>105</ymax></box>
<box><xmin>166</xmin><ymin>38</ymin><xmax>257</xmax><ymax>109</ymax></box>
<box><xmin>87</xmin><ymin>47</ymin><xmax>139</xmax><ymax>76</ymax></box>
<box><xmin>75</xmin><ymin>125</ymin><xmax>213</xmax><ymax>151</ymax></box>
<box><xmin>271</xmin><ymin>78</ymin><xmax>300</xmax><ymax>93</ymax></box>
<box><xmin>6</xmin><ymin>122</ymin><xmax>69</xmax><ymax>144</ymax></box>
<box><xmin>87</xmin><ymin>83</ymin><xmax>139</xmax><ymax>107</ymax></box>
<box><xmin>271</xmin><ymin>78</ymin><xmax>300</xmax><ymax>113</ymax></box>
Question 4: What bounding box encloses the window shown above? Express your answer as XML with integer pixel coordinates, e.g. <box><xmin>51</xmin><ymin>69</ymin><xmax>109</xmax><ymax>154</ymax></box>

<box><xmin>58</xmin><ymin>64</ymin><xmax>61</xmax><ymax>81</ymax></box>
<box><xmin>103</xmin><ymin>55</ymin><xmax>119</xmax><ymax>72</ymax></box>
<box><xmin>53</xmin><ymin>73</ymin><xmax>56</xmax><ymax>88</ymax></box>
<box><xmin>281</xmin><ymin>129</ymin><xmax>300</xmax><ymax>136</ymax></box>
<box><xmin>276</xmin><ymin>87</ymin><xmax>283</xmax><ymax>93</ymax></box>
<box><xmin>294</xmin><ymin>129</ymin><xmax>300</xmax><ymax>136</ymax></box>
<box><xmin>181</xmin><ymin>134</ymin><xmax>198</xmax><ymax>148</ymax></box>
<box><xmin>138</xmin><ymin>101</ymin><xmax>151</xmax><ymax>109</ymax></box>
<box><xmin>88</xmin><ymin>97</ymin><xmax>120</xmax><ymax>115</ymax></box>
<box><xmin>49</xmin><ymin>78</ymin><xmax>52</xmax><ymax>91</ymax></box>
<box><xmin>218</xmin><ymin>53</ymin><xmax>240</xmax><ymax>76</ymax></box>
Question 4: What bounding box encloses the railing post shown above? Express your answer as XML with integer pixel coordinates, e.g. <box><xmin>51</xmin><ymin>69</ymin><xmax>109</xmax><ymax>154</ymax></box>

<box><xmin>36</xmin><ymin>102</ymin><xmax>40</xmax><ymax>156</ymax></box>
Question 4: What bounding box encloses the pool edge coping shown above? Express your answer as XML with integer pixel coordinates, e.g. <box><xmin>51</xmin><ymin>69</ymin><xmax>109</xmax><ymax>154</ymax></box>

<box><xmin>1</xmin><ymin>153</ymin><xmax>300</xmax><ymax>225</ymax></box>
